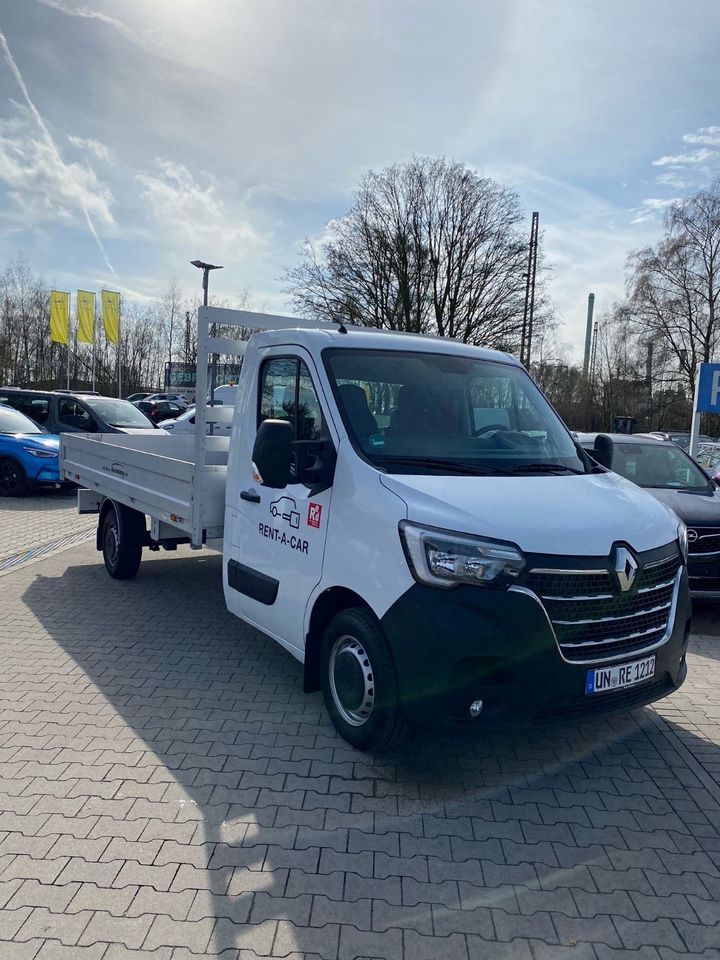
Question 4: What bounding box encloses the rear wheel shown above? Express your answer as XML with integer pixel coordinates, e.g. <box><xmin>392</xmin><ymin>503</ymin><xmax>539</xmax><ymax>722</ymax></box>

<box><xmin>0</xmin><ymin>458</ymin><xmax>28</xmax><ymax>497</ymax></box>
<box><xmin>101</xmin><ymin>504</ymin><xmax>143</xmax><ymax>579</ymax></box>
<box><xmin>321</xmin><ymin>607</ymin><xmax>410</xmax><ymax>752</ymax></box>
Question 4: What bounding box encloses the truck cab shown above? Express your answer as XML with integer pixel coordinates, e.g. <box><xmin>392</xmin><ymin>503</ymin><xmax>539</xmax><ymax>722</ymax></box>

<box><xmin>63</xmin><ymin>308</ymin><xmax>691</xmax><ymax>752</ymax></box>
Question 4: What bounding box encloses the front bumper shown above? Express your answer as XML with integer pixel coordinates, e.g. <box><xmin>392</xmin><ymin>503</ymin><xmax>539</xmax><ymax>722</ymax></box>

<box><xmin>380</xmin><ymin>574</ymin><xmax>691</xmax><ymax>729</ymax></box>
<box><xmin>27</xmin><ymin>462</ymin><xmax>61</xmax><ymax>487</ymax></box>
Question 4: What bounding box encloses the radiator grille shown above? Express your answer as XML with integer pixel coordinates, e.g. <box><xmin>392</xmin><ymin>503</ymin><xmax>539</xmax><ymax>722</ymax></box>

<box><xmin>526</xmin><ymin>552</ymin><xmax>681</xmax><ymax>664</ymax></box>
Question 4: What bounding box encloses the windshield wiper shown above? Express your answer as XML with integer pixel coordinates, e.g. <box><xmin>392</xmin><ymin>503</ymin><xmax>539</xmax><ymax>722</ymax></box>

<box><xmin>375</xmin><ymin>456</ymin><xmax>513</xmax><ymax>476</ymax></box>
<box><xmin>504</xmin><ymin>462</ymin><xmax>585</xmax><ymax>475</ymax></box>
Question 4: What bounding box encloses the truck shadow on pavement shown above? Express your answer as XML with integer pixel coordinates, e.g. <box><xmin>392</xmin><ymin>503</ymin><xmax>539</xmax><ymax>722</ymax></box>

<box><xmin>22</xmin><ymin>549</ymin><xmax>720</xmax><ymax>958</ymax></box>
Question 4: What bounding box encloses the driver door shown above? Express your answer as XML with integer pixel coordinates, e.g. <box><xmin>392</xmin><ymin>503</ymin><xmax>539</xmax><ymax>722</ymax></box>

<box><xmin>224</xmin><ymin>350</ymin><xmax>336</xmax><ymax>655</ymax></box>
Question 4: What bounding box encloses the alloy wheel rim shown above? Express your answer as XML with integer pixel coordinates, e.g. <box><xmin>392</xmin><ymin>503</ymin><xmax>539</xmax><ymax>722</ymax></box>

<box><xmin>0</xmin><ymin>463</ymin><xmax>18</xmax><ymax>493</ymax></box>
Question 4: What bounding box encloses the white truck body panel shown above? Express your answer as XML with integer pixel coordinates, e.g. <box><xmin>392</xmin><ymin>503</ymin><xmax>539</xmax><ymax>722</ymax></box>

<box><xmin>61</xmin><ymin>431</ymin><xmax>229</xmax><ymax>542</ymax></box>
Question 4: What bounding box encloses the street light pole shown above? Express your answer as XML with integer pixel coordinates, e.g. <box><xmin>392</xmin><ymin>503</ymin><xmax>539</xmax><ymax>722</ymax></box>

<box><xmin>190</xmin><ymin>260</ymin><xmax>223</xmax><ymax>406</ymax></box>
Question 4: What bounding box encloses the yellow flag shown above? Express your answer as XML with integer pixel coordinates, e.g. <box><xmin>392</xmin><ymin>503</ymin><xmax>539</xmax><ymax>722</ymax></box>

<box><xmin>49</xmin><ymin>290</ymin><xmax>70</xmax><ymax>344</ymax></box>
<box><xmin>101</xmin><ymin>290</ymin><xmax>120</xmax><ymax>344</ymax></box>
<box><xmin>77</xmin><ymin>290</ymin><xmax>95</xmax><ymax>344</ymax></box>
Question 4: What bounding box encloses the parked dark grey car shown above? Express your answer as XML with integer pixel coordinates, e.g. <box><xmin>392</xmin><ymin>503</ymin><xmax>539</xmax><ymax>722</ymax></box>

<box><xmin>583</xmin><ymin>432</ymin><xmax>720</xmax><ymax>597</ymax></box>
<box><xmin>0</xmin><ymin>388</ymin><xmax>160</xmax><ymax>434</ymax></box>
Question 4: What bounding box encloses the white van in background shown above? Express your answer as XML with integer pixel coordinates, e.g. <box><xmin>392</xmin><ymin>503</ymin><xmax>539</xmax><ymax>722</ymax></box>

<box><xmin>210</xmin><ymin>384</ymin><xmax>238</xmax><ymax>406</ymax></box>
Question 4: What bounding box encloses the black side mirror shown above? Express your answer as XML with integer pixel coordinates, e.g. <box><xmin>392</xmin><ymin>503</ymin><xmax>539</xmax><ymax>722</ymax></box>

<box><xmin>252</xmin><ymin>419</ymin><xmax>292</xmax><ymax>488</ymax></box>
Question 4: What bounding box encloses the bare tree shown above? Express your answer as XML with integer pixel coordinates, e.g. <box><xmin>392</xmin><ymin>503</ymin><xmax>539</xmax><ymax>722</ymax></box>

<box><xmin>626</xmin><ymin>179</ymin><xmax>720</xmax><ymax>395</ymax></box>
<box><xmin>0</xmin><ymin>255</ymin><xmax>252</xmax><ymax>396</ymax></box>
<box><xmin>286</xmin><ymin>157</ymin><xmax>552</xmax><ymax>354</ymax></box>
<box><xmin>160</xmin><ymin>277</ymin><xmax>182</xmax><ymax>373</ymax></box>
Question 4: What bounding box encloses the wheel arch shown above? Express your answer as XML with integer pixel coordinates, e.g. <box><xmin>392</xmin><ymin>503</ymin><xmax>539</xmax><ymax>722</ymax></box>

<box><xmin>96</xmin><ymin>499</ymin><xmax>147</xmax><ymax>552</ymax></box>
<box><xmin>304</xmin><ymin>586</ymin><xmax>374</xmax><ymax>693</ymax></box>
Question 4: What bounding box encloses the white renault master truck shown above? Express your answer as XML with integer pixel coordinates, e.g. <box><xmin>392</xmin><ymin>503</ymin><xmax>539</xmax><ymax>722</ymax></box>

<box><xmin>62</xmin><ymin>308</ymin><xmax>691</xmax><ymax>751</ymax></box>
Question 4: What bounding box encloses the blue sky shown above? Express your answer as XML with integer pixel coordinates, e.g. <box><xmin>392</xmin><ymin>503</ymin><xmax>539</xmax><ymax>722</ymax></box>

<box><xmin>0</xmin><ymin>0</ymin><xmax>719</xmax><ymax>357</ymax></box>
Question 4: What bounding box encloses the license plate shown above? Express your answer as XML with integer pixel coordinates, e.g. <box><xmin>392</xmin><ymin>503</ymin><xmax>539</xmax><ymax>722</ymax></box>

<box><xmin>585</xmin><ymin>655</ymin><xmax>656</xmax><ymax>695</ymax></box>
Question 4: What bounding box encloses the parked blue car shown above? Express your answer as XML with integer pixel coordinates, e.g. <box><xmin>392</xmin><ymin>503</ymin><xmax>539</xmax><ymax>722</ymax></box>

<box><xmin>0</xmin><ymin>405</ymin><xmax>61</xmax><ymax>496</ymax></box>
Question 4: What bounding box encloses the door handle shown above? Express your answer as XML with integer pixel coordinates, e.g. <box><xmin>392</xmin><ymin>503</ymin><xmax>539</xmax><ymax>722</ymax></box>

<box><xmin>240</xmin><ymin>489</ymin><xmax>261</xmax><ymax>503</ymax></box>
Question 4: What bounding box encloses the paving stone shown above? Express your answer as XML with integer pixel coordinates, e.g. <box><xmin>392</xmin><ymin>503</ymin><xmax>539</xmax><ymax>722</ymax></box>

<box><xmin>493</xmin><ymin>909</ymin><xmax>558</xmax><ymax>944</ymax></box>
<box><xmin>143</xmin><ymin>914</ymin><xmax>215</xmax><ymax>952</ymax></box>
<box><xmin>630</xmin><ymin>892</ymin><xmax>698</xmax><ymax>922</ymax></box>
<box><xmin>127</xmin><ymin>886</ymin><xmax>196</xmax><ymax>921</ymax></box>
<box><xmin>466</xmin><ymin>936</ymin><xmax>533</xmax><ymax>959</ymax></box>
<box><xmin>79</xmin><ymin>911</ymin><xmax>154</xmax><ymax>949</ymax></box>
<box><xmin>671</xmin><ymin>919</ymin><xmax>720</xmax><ymax>952</ymax></box>
<box><xmin>113</xmin><ymin>861</ymin><xmax>179</xmax><ymax>891</ymax></box>
<box><xmin>6</xmin><ymin>880</ymin><xmax>80</xmax><ymax>912</ymax></box>
<box><xmin>0</xmin><ymin>906</ymin><xmax>34</xmax><ymax>939</ymax></box>
<box><xmin>338</xmin><ymin>924</ymin><xmax>401</xmax><ymax>960</ymax></box>
<box><xmin>16</xmin><ymin>906</ymin><xmax>93</xmax><ymax>945</ymax></box>
<box><xmin>432</xmin><ymin>903</ymin><xmax>492</xmax><ymax>937</ymax></box>
<box><xmin>35</xmin><ymin>943</ymin><xmax>106</xmax><ymax>959</ymax></box>
<box><xmin>67</xmin><ymin>881</ymin><xmax>138</xmax><ymax>916</ymax></box>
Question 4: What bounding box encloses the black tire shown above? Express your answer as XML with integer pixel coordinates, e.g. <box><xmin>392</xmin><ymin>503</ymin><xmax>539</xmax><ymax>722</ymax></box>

<box><xmin>0</xmin><ymin>457</ymin><xmax>28</xmax><ymax>497</ymax></box>
<box><xmin>320</xmin><ymin>607</ymin><xmax>411</xmax><ymax>752</ymax></box>
<box><xmin>101</xmin><ymin>504</ymin><xmax>143</xmax><ymax>579</ymax></box>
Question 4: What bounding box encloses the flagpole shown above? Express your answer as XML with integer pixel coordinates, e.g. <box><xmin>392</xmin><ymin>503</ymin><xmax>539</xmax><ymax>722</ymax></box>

<box><xmin>66</xmin><ymin>292</ymin><xmax>71</xmax><ymax>390</ymax></box>
<box><xmin>117</xmin><ymin>296</ymin><xmax>122</xmax><ymax>398</ymax></box>
<box><xmin>91</xmin><ymin>300</ymin><xmax>97</xmax><ymax>392</ymax></box>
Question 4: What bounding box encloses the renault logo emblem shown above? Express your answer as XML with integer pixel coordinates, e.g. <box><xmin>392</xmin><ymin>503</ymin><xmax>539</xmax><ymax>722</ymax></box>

<box><xmin>614</xmin><ymin>547</ymin><xmax>638</xmax><ymax>592</ymax></box>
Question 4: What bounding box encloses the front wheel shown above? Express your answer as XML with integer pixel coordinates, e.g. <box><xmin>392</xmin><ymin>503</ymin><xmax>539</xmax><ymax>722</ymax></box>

<box><xmin>320</xmin><ymin>607</ymin><xmax>410</xmax><ymax>752</ymax></box>
<box><xmin>0</xmin><ymin>458</ymin><xmax>28</xmax><ymax>497</ymax></box>
<box><xmin>101</xmin><ymin>504</ymin><xmax>143</xmax><ymax>579</ymax></box>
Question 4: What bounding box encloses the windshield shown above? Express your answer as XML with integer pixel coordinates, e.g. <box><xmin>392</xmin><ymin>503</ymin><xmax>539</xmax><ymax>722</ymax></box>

<box><xmin>694</xmin><ymin>443</ymin><xmax>720</xmax><ymax>470</ymax></box>
<box><xmin>324</xmin><ymin>348</ymin><xmax>587</xmax><ymax>476</ymax></box>
<box><xmin>85</xmin><ymin>397</ymin><xmax>155</xmax><ymax>428</ymax></box>
<box><xmin>611</xmin><ymin>441</ymin><xmax>711</xmax><ymax>491</ymax></box>
<box><xmin>0</xmin><ymin>404</ymin><xmax>48</xmax><ymax>435</ymax></box>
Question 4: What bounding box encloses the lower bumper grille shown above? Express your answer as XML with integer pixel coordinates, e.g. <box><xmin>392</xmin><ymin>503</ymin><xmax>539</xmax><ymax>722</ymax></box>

<box><xmin>526</xmin><ymin>550</ymin><xmax>681</xmax><ymax>665</ymax></box>
<box><xmin>534</xmin><ymin>674</ymin><xmax>674</xmax><ymax>724</ymax></box>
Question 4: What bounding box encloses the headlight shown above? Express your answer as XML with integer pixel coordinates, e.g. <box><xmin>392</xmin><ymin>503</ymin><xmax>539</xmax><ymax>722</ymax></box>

<box><xmin>677</xmin><ymin>521</ymin><xmax>688</xmax><ymax>563</ymax></box>
<box><xmin>23</xmin><ymin>447</ymin><xmax>57</xmax><ymax>459</ymax></box>
<box><xmin>399</xmin><ymin>521</ymin><xmax>525</xmax><ymax>589</ymax></box>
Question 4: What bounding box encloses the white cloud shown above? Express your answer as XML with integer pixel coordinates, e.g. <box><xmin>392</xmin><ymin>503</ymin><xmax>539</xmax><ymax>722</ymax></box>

<box><xmin>136</xmin><ymin>159</ymin><xmax>265</xmax><ymax>260</ymax></box>
<box><xmin>35</xmin><ymin>0</ymin><xmax>134</xmax><ymax>40</ymax></box>
<box><xmin>682</xmin><ymin>125</ymin><xmax>720</xmax><ymax>146</ymax></box>
<box><xmin>642</xmin><ymin>197</ymin><xmax>680</xmax><ymax>210</ymax></box>
<box><xmin>655</xmin><ymin>170</ymin><xmax>690</xmax><ymax>189</ymax></box>
<box><xmin>652</xmin><ymin>147</ymin><xmax>718</xmax><ymax>167</ymax></box>
<box><xmin>67</xmin><ymin>135</ymin><xmax>114</xmax><ymax>163</ymax></box>
<box><xmin>0</xmin><ymin>28</ymin><xmax>116</xmax><ymax>274</ymax></box>
<box><xmin>0</xmin><ymin>117</ymin><xmax>115</xmax><ymax>228</ymax></box>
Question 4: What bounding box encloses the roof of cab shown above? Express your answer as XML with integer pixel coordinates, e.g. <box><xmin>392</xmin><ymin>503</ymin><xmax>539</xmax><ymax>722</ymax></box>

<box><xmin>253</xmin><ymin>325</ymin><xmax>522</xmax><ymax>366</ymax></box>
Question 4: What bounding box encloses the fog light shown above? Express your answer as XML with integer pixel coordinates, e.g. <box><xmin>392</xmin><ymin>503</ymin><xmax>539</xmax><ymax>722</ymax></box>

<box><xmin>469</xmin><ymin>700</ymin><xmax>484</xmax><ymax>718</ymax></box>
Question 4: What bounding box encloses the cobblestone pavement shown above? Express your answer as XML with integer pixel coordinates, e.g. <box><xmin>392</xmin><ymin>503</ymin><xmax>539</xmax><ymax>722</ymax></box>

<box><xmin>1</xmin><ymin>491</ymin><xmax>95</xmax><ymax>563</ymax></box>
<box><xmin>0</xmin><ymin>500</ymin><xmax>719</xmax><ymax>959</ymax></box>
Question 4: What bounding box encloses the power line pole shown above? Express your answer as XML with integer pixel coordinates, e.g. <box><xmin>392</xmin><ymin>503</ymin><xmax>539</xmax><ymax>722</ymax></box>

<box><xmin>520</xmin><ymin>212</ymin><xmax>539</xmax><ymax>367</ymax></box>
<box><xmin>582</xmin><ymin>293</ymin><xmax>596</xmax><ymax>378</ymax></box>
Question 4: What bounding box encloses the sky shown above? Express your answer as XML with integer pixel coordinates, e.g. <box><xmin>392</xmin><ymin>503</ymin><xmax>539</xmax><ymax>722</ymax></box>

<box><xmin>0</xmin><ymin>0</ymin><xmax>719</xmax><ymax>358</ymax></box>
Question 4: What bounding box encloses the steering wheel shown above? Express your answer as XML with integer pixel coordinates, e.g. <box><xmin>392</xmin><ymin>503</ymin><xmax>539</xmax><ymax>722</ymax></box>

<box><xmin>471</xmin><ymin>423</ymin><xmax>509</xmax><ymax>437</ymax></box>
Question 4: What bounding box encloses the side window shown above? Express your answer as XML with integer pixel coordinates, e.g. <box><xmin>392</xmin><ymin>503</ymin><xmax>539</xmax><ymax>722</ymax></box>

<box><xmin>58</xmin><ymin>399</ymin><xmax>95</xmax><ymax>431</ymax></box>
<box><xmin>259</xmin><ymin>358</ymin><xmax>326</xmax><ymax>441</ymax></box>
<box><xmin>28</xmin><ymin>399</ymin><xmax>50</xmax><ymax>425</ymax></box>
<box><xmin>2</xmin><ymin>395</ymin><xmax>50</xmax><ymax>425</ymax></box>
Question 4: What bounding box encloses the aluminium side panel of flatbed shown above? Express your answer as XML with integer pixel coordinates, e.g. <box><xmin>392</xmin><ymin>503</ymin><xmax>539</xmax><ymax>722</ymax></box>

<box><xmin>61</xmin><ymin>433</ymin><xmax>227</xmax><ymax>543</ymax></box>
